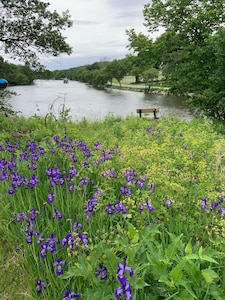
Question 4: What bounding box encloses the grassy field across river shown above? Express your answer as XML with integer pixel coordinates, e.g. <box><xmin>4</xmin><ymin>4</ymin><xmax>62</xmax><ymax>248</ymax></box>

<box><xmin>1</xmin><ymin>113</ymin><xmax>225</xmax><ymax>299</ymax></box>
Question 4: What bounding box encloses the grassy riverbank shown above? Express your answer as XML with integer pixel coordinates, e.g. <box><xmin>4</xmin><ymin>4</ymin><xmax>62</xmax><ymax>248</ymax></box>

<box><xmin>111</xmin><ymin>77</ymin><xmax>170</xmax><ymax>94</ymax></box>
<box><xmin>1</xmin><ymin>114</ymin><xmax>225</xmax><ymax>299</ymax></box>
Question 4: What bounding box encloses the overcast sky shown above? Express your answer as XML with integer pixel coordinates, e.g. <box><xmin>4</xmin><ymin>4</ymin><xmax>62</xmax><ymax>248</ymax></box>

<box><xmin>41</xmin><ymin>0</ymin><xmax>151</xmax><ymax>70</ymax></box>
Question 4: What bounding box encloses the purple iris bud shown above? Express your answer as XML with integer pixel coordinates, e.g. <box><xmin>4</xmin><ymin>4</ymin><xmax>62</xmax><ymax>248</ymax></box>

<box><xmin>63</xmin><ymin>289</ymin><xmax>81</xmax><ymax>299</ymax></box>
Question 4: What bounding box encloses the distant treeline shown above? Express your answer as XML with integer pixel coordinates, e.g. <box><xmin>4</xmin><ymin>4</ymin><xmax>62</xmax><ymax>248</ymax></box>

<box><xmin>0</xmin><ymin>56</ymin><xmax>53</xmax><ymax>86</ymax></box>
<box><xmin>51</xmin><ymin>57</ymin><xmax>138</xmax><ymax>88</ymax></box>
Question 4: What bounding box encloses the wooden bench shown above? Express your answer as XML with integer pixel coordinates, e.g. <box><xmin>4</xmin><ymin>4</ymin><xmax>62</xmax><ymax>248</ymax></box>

<box><xmin>136</xmin><ymin>108</ymin><xmax>159</xmax><ymax>119</ymax></box>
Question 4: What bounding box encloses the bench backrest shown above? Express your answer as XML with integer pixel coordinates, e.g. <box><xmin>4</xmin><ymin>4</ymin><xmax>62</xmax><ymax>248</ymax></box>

<box><xmin>136</xmin><ymin>108</ymin><xmax>159</xmax><ymax>113</ymax></box>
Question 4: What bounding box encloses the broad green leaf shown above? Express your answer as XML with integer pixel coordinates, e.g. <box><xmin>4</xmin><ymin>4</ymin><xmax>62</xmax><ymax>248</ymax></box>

<box><xmin>146</xmin><ymin>252</ymin><xmax>167</xmax><ymax>279</ymax></box>
<box><xmin>202</xmin><ymin>268</ymin><xmax>219</xmax><ymax>284</ymax></box>
<box><xmin>178</xmin><ymin>279</ymin><xmax>197</xmax><ymax>299</ymax></box>
<box><xmin>170</xmin><ymin>260</ymin><xmax>185</xmax><ymax>284</ymax></box>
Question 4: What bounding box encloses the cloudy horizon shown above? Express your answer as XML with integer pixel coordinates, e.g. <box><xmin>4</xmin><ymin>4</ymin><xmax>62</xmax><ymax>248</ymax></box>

<box><xmin>40</xmin><ymin>0</ymin><xmax>151</xmax><ymax>70</ymax></box>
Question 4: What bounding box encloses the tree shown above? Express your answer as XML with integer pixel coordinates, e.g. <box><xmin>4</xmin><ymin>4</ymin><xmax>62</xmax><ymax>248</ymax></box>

<box><xmin>105</xmin><ymin>59</ymin><xmax>132</xmax><ymax>87</ymax></box>
<box><xmin>0</xmin><ymin>0</ymin><xmax>72</xmax><ymax>67</ymax></box>
<box><xmin>141</xmin><ymin>67</ymin><xmax>159</xmax><ymax>93</ymax></box>
<box><xmin>126</xmin><ymin>29</ymin><xmax>154</xmax><ymax>82</ymax></box>
<box><xmin>143</xmin><ymin>0</ymin><xmax>225</xmax><ymax>45</ymax></box>
<box><xmin>141</xmin><ymin>0</ymin><xmax>225</xmax><ymax>94</ymax></box>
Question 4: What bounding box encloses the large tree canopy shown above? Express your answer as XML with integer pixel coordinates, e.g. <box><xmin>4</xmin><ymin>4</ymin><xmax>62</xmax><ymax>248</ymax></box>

<box><xmin>143</xmin><ymin>0</ymin><xmax>225</xmax><ymax>44</ymax></box>
<box><xmin>126</xmin><ymin>0</ymin><xmax>225</xmax><ymax>120</ymax></box>
<box><xmin>0</xmin><ymin>0</ymin><xmax>73</xmax><ymax>66</ymax></box>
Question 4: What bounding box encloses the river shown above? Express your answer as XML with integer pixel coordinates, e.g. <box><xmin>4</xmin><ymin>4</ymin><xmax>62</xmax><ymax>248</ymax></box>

<box><xmin>7</xmin><ymin>80</ymin><xmax>192</xmax><ymax>121</ymax></box>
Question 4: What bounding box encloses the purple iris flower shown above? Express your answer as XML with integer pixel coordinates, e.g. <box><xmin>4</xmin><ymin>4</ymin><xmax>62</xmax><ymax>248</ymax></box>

<box><xmin>72</xmin><ymin>221</ymin><xmax>82</xmax><ymax>232</ymax></box>
<box><xmin>63</xmin><ymin>289</ymin><xmax>81</xmax><ymax>299</ymax></box>
<box><xmin>36</xmin><ymin>280</ymin><xmax>46</xmax><ymax>293</ymax></box>
<box><xmin>76</xmin><ymin>232</ymin><xmax>88</xmax><ymax>247</ymax></box>
<box><xmin>115</xmin><ymin>259</ymin><xmax>134</xmax><ymax>300</ymax></box>
<box><xmin>117</xmin><ymin>259</ymin><xmax>134</xmax><ymax>278</ymax></box>
<box><xmin>96</xmin><ymin>264</ymin><xmax>108</xmax><ymax>280</ymax></box>
<box><xmin>69</xmin><ymin>166</ymin><xmax>78</xmax><ymax>178</ymax></box>
<box><xmin>105</xmin><ymin>203</ymin><xmax>115</xmax><ymax>215</ymax></box>
<box><xmin>47</xmin><ymin>191</ymin><xmax>56</xmax><ymax>203</ymax></box>
<box><xmin>52</xmin><ymin>208</ymin><xmax>63</xmax><ymax>220</ymax></box>
<box><xmin>201</xmin><ymin>198</ymin><xmax>209</xmax><ymax>211</ymax></box>
<box><xmin>115</xmin><ymin>201</ymin><xmax>127</xmax><ymax>214</ymax></box>
<box><xmin>53</xmin><ymin>258</ymin><xmax>66</xmax><ymax>276</ymax></box>
<box><xmin>139</xmin><ymin>199</ymin><xmax>154</xmax><ymax>212</ymax></box>
<box><xmin>40</xmin><ymin>234</ymin><xmax>58</xmax><ymax>258</ymax></box>
<box><xmin>120</xmin><ymin>186</ymin><xmax>132</xmax><ymax>196</ymax></box>
<box><xmin>115</xmin><ymin>281</ymin><xmax>133</xmax><ymax>300</ymax></box>
<box><xmin>61</xmin><ymin>233</ymin><xmax>74</xmax><ymax>249</ymax></box>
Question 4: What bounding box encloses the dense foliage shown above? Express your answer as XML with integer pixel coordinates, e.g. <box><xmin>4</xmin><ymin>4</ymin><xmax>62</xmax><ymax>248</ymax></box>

<box><xmin>1</xmin><ymin>115</ymin><xmax>225</xmax><ymax>299</ymax></box>
<box><xmin>127</xmin><ymin>0</ymin><xmax>225</xmax><ymax>120</ymax></box>
<box><xmin>0</xmin><ymin>0</ymin><xmax>72</xmax><ymax>67</ymax></box>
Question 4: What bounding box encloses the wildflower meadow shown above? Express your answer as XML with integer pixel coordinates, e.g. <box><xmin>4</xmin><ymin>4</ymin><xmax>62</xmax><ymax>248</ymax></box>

<box><xmin>1</xmin><ymin>114</ymin><xmax>225</xmax><ymax>299</ymax></box>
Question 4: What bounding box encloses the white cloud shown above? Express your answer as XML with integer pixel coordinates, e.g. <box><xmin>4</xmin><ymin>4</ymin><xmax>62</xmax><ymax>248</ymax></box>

<box><xmin>42</xmin><ymin>0</ymin><xmax>150</xmax><ymax>70</ymax></box>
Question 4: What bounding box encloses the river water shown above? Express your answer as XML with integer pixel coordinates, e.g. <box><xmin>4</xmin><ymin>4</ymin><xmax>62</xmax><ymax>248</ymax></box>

<box><xmin>7</xmin><ymin>80</ymin><xmax>192</xmax><ymax>121</ymax></box>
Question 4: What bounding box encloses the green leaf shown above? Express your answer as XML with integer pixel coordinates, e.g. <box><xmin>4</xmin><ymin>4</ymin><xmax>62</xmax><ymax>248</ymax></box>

<box><xmin>127</xmin><ymin>221</ymin><xmax>139</xmax><ymax>243</ymax></box>
<box><xmin>183</xmin><ymin>254</ymin><xmax>199</xmax><ymax>260</ymax></box>
<box><xmin>185</xmin><ymin>240</ymin><xmax>193</xmax><ymax>255</ymax></box>
<box><xmin>202</xmin><ymin>268</ymin><xmax>219</xmax><ymax>284</ymax></box>
<box><xmin>170</xmin><ymin>260</ymin><xmax>185</xmax><ymax>284</ymax></box>
<box><xmin>178</xmin><ymin>279</ymin><xmax>197</xmax><ymax>299</ymax></box>
<box><xmin>61</xmin><ymin>266</ymin><xmax>82</xmax><ymax>279</ymax></box>
<box><xmin>200</xmin><ymin>255</ymin><xmax>219</xmax><ymax>264</ymax></box>
<box><xmin>133</xmin><ymin>278</ymin><xmax>150</xmax><ymax>290</ymax></box>
<box><xmin>166</xmin><ymin>233</ymin><xmax>183</xmax><ymax>261</ymax></box>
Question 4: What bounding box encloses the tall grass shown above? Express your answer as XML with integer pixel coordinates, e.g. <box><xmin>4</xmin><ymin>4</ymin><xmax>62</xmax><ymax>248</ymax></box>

<box><xmin>1</xmin><ymin>114</ymin><xmax>225</xmax><ymax>299</ymax></box>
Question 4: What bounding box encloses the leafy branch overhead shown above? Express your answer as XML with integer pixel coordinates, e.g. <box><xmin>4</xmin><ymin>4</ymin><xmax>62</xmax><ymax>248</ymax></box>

<box><xmin>0</xmin><ymin>0</ymin><xmax>73</xmax><ymax>66</ymax></box>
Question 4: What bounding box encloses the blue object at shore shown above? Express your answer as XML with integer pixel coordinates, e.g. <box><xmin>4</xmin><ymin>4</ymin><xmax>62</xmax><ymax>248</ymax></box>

<box><xmin>0</xmin><ymin>78</ymin><xmax>8</xmax><ymax>88</ymax></box>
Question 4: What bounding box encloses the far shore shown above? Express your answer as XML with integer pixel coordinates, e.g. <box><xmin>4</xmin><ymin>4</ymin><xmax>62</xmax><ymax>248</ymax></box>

<box><xmin>109</xmin><ymin>82</ymin><xmax>171</xmax><ymax>95</ymax></box>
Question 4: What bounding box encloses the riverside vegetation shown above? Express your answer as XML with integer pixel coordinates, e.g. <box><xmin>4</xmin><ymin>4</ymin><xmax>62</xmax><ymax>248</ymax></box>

<box><xmin>1</xmin><ymin>113</ymin><xmax>225</xmax><ymax>300</ymax></box>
